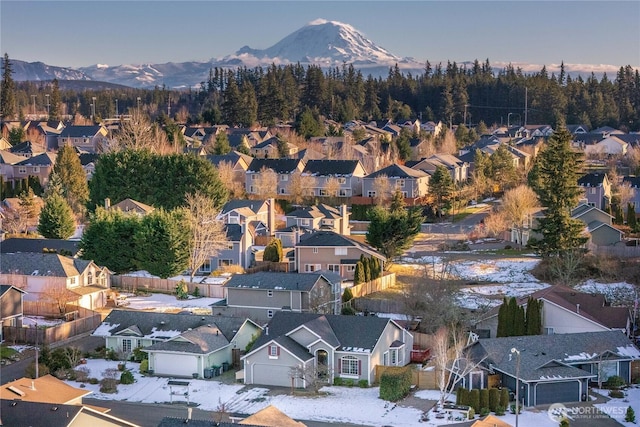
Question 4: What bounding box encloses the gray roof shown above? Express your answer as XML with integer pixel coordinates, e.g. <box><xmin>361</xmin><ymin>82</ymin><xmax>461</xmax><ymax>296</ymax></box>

<box><xmin>578</xmin><ymin>172</ymin><xmax>607</xmax><ymax>187</ymax></box>
<box><xmin>59</xmin><ymin>125</ymin><xmax>103</xmax><ymax>138</ymax></box>
<box><xmin>0</xmin><ymin>284</ymin><xmax>26</xmax><ymax>296</ymax></box>
<box><xmin>93</xmin><ymin>310</ymin><xmax>248</xmax><ymax>342</ymax></box>
<box><xmin>365</xmin><ymin>163</ymin><xmax>428</xmax><ymax>179</ymax></box>
<box><xmin>15</xmin><ymin>152</ymin><xmax>56</xmax><ymax>166</ymax></box>
<box><xmin>0</xmin><ymin>253</ymin><xmax>92</xmax><ymax>277</ymax></box>
<box><xmin>253</xmin><ymin>311</ymin><xmax>395</xmax><ymax>355</ymax></box>
<box><xmin>297</xmin><ymin>231</ymin><xmax>357</xmax><ymax>247</ymax></box>
<box><xmin>205</xmin><ymin>151</ymin><xmax>253</xmax><ymax>167</ymax></box>
<box><xmin>223</xmin><ymin>272</ymin><xmax>331</xmax><ymax>292</ymax></box>
<box><xmin>144</xmin><ymin>325</ymin><xmax>231</xmax><ymax>355</ymax></box>
<box><xmin>0</xmin><ymin>237</ymin><xmax>80</xmax><ymax>255</ymax></box>
<box><xmin>247</xmin><ymin>158</ymin><xmax>302</xmax><ymax>173</ymax></box>
<box><xmin>471</xmin><ymin>331</ymin><xmax>640</xmax><ymax>382</ymax></box>
<box><xmin>159</xmin><ymin>419</ymin><xmax>261</xmax><ymax>427</ymax></box>
<box><xmin>224</xmin><ymin>224</ymin><xmax>243</xmax><ymax>241</ymax></box>
<box><xmin>0</xmin><ymin>400</ymin><xmax>83</xmax><ymax>427</ymax></box>
<box><xmin>302</xmin><ymin>160</ymin><xmax>361</xmax><ymax>176</ymax></box>
<box><xmin>220</xmin><ymin>199</ymin><xmax>267</xmax><ymax>216</ymax></box>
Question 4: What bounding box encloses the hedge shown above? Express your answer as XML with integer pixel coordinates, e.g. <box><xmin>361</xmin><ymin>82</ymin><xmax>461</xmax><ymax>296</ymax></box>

<box><xmin>489</xmin><ymin>388</ymin><xmax>499</xmax><ymax>412</ymax></box>
<box><xmin>468</xmin><ymin>389</ymin><xmax>480</xmax><ymax>413</ymax></box>
<box><xmin>479</xmin><ymin>389</ymin><xmax>489</xmax><ymax>413</ymax></box>
<box><xmin>379</xmin><ymin>366</ymin><xmax>412</xmax><ymax>402</ymax></box>
<box><xmin>500</xmin><ymin>387</ymin><xmax>510</xmax><ymax>409</ymax></box>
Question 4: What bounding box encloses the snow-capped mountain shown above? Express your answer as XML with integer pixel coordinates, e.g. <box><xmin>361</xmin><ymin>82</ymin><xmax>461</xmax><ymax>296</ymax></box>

<box><xmin>227</xmin><ymin>18</ymin><xmax>409</xmax><ymax>67</ymax></box>
<box><xmin>3</xmin><ymin>58</ymin><xmax>91</xmax><ymax>82</ymax></box>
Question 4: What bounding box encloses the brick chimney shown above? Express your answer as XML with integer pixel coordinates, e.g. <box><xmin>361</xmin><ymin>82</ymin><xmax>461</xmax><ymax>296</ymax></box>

<box><xmin>340</xmin><ymin>204</ymin><xmax>350</xmax><ymax>236</ymax></box>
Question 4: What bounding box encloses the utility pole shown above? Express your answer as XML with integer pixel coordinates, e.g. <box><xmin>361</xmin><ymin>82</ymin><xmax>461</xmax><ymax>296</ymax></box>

<box><xmin>31</xmin><ymin>95</ymin><xmax>36</xmax><ymax>116</ymax></box>
<box><xmin>524</xmin><ymin>87</ymin><xmax>528</xmax><ymax>127</ymax></box>
<box><xmin>511</xmin><ymin>348</ymin><xmax>521</xmax><ymax>427</ymax></box>
<box><xmin>45</xmin><ymin>94</ymin><xmax>50</xmax><ymax>119</ymax></box>
<box><xmin>167</xmin><ymin>96</ymin><xmax>171</xmax><ymax>117</ymax></box>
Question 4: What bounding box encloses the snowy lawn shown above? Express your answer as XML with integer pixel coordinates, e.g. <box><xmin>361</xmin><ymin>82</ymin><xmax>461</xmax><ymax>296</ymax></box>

<box><xmin>593</xmin><ymin>386</ymin><xmax>640</xmax><ymax>424</ymax></box>
<box><xmin>118</xmin><ymin>292</ymin><xmax>222</xmax><ymax>312</ymax></box>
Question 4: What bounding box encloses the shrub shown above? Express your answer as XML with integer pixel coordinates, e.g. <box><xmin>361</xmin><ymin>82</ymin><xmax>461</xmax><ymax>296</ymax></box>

<box><xmin>120</xmin><ymin>370</ymin><xmax>135</xmax><ymax>385</ymax></box>
<box><xmin>480</xmin><ymin>407</ymin><xmax>490</xmax><ymax>417</ymax></box>
<box><xmin>456</xmin><ymin>387</ymin><xmax>467</xmax><ymax>405</ymax></box>
<box><xmin>488</xmin><ymin>388</ymin><xmax>499</xmax><ymax>412</ymax></box>
<box><xmin>74</xmin><ymin>366</ymin><xmax>90</xmax><ymax>382</ymax></box>
<box><xmin>343</xmin><ymin>379</ymin><xmax>355</xmax><ymax>387</ymax></box>
<box><xmin>100</xmin><ymin>378</ymin><xmax>118</xmax><ymax>393</ymax></box>
<box><xmin>193</xmin><ymin>286</ymin><xmax>200</xmax><ymax>297</ymax></box>
<box><xmin>175</xmin><ymin>280</ymin><xmax>189</xmax><ymax>300</ymax></box>
<box><xmin>609</xmin><ymin>389</ymin><xmax>625</xmax><ymax>398</ymax></box>
<box><xmin>89</xmin><ymin>377</ymin><xmax>99</xmax><ymax>384</ymax></box>
<box><xmin>605</xmin><ymin>375</ymin><xmax>625</xmax><ymax>389</ymax></box>
<box><xmin>479</xmin><ymin>389</ymin><xmax>489</xmax><ymax>413</ymax></box>
<box><xmin>117</xmin><ymin>362</ymin><xmax>126</xmax><ymax>371</ymax></box>
<box><xmin>341</xmin><ymin>305</ymin><xmax>356</xmax><ymax>315</ymax></box>
<box><xmin>379</xmin><ymin>366</ymin><xmax>412</xmax><ymax>402</ymax></box>
<box><xmin>358</xmin><ymin>379</ymin><xmax>369</xmax><ymax>388</ymax></box>
<box><xmin>625</xmin><ymin>406</ymin><xmax>636</xmax><ymax>423</ymax></box>
<box><xmin>510</xmin><ymin>403</ymin><xmax>521</xmax><ymax>414</ymax></box>
<box><xmin>132</xmin><ymin>347</ymin><xmax>148</xmax><ymax>362</ymax></box>
<box><xmin>333</xmin><ymin>377</ymin><xmax>344</xmax><ymax>386</ymax></box>
<box><xmin>342</xmin><ymin>287</ymin><xmax>353</xmax><ymax>303</ymax></box>
<box><xmin>139</xmin><ymin>359</ymin><xmax>149</xmax><ymax>373</ymax></box>
<box><xmin>499</xmin><ymin>388</ymin><xmax>510</xmax><ymax>409</ymax></box>
<box><xmin>468</xmin><ymin>389</ymin><xmax>480</xmax><ymax>413</ymax></box>
<box><xmin>468</xmin><ymin>407</ymin><xmax>475</xmax><ymax>420</ymax></box>
<box><xmin>559</xmin><ymin>419</ymin><xmax>569</xmax><ymax>427</ymax></box>
<box><xmin>25</xmin><ymin>363</ymin><xmax>50</xmax><ymax>379</ymax></box>
<box><xmin>495</xmin><ymin>405</ymin><xmax>505</xmax><ymax>416</ymax></box>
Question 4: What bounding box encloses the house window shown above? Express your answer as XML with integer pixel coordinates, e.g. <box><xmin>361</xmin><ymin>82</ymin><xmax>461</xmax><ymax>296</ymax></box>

<box><xmin>319</xmin><ymin>189</ymin><xmax>328</xmax><ymax>196</ymax></box>
<box><xmin>346</xmin><ymin>265</ymin><xmax>356</xmax><ymax>272</ymax></box>
<box><xmin>280</xmin><ymin>188</ymin><xmax>286</xmax><ymax>194</ymax></box>
<box><xmin>335</xmin><ymin>248</ymin><xmax>347</xmax><ymax>256</ymax></box>
<box><xmin>367</xmin><ymin>191</ymin><xmax>376</xmax><ymax>197</ymax></box>
<box><xmin>281</xmin><ymin>175</ymin><xmax>288</xmax><ymax>181</ymax></box>
<box><xmin>68</xmin><ymin>277</ymin><xmax>77</xmax><ymax>287</ymax></box>
<box><xmin>249</xmin><ymin>186</ymin><xmax>255</xmax><ymax>193</ymax></box>
<box><xmin>218</xmin><ymin>259</ymin><xmax>232</xmax><ymax>267</ymax></box>
<box><xmin>199</xmin><ymin>259</ymin><xmax>212</xmax><ymax>273</ymax></box>
<box><xmin>267</xmin><ymin>290</ymin><xmax>273</xmax><ymax>297</ymax></box>
<box><xmin>313</xmin><ymin>247</ymin><xmax>318</xmax><ymax>254</ymax></box>
<box><xmin>328</xmin><ymin>264</ymin><xmax>340</xmax><ymax>273</ymax></box>
<box><xmin>32</xmin><ymin>166</ymin><xmax>40</xmax><ymax>173</ymax></box>
<box><xmin>122</xmin><ymin>339</ymin><xmax>132</xmax><ymax>354</ymax></box>
<box><xmin>401</xmin><ymin>191</ymin><xmax>408</xmax><ymax>197</ymax></box>
<box><xmin>252</xmin><ymin>175</ymin><xmax>257</xmax><ymax>180</ymax></box>
<box><xmin>383</xmin><ymin>352</ymin><xmax>389</xmax><ymax>366</ymax></box>
<box><xmin>338</xmin><ymin>189</ymin><xmax>349</xmax><ymax>197</ymax></box>
<box><xmin>590</xmin><ymin>188</ymin><xmax>596</xmax><ymax>194</ymax></box>
<box><xmin>268</xmin><ymin>344</ymin><xmax>279</xmax><ymax>358</ymax></box>
<box><xmin>227</xmin><ymin>243</ymin><xmax>234</xmax><ymax>250</ymax></box>
<box><xmin>305</xmin><ymin>264</ymin><xmax>321</xmax><ymax>272</ymax></box>
<box><xmin>397</xmin><ymin>179</ymin><xmax>405</xmax><ymax>188</ymax></box>
<box><xmin>338</xmin><ymin>178</ymin><xmax>346</xmax><ymax>184</ymax></box>
<box><xmin>340</xmin><ymin>356</ymin><xmax>360</xmax><ymax>376</ymax></box>
<box><xmin>301</xmin><ymin>219</ymin><xmax>310</xmax><ymax>226</ymax></box>
<box><xmin>391</xmin><ymin>349</ymin><xmax>397</xmax><ymax>365</ymax></box>
<box><xmin>18</xmin><ymin>166</ymin><xmax>27</xmax><ymax>174</ymax></box>
<box><xmin>87</xmin><ymin>271</ymin><xmax>93</xmax><ymax>285</ymax></box>
<box><xmin>267</xmin><ymin>310</ymin><xmax>274</xmax><ymax>319</ymax></box>
<box><xmin>544</xmin><ymin>327</ymin><xmax>554</xmax><ymax>335</ymax></box>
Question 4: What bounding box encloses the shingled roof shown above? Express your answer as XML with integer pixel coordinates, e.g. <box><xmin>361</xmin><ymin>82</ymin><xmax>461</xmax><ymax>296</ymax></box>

<box><xmin>223</xmin><ymin>272</ymin><xmax>331</xmax><ymax>292</ymax></box>
<box><xmin>578</xmin><ymin>172</ymin><xmax>607</xmax><ymax>187</ymax></box>
<box><xmin>0</xmin><ymin>253</ymin><xmax>94</xmax><ymax>277</ymax></box>
<box><xmin>365</xmin><ymin>163</ymin><xmax>428</xmax><ymax>179</ymax></box>
<box><xmin>0</xmin><ymin>237</ymin><xmax>80</xmax><ymax>255</ymax></box>
<box><xmin>247</xmin><ymin>158</ymin><xmax>303</xmax><ymax>174</ymax></box>
<box><xmin>302</xmin><ymin>160</ymin><xmax>361</xmax><ymax>176</ymax></box>
<box><xmin>144</xmin><ymin>324</ymin><xmax>232</xmax><ymax>354</ymax></box>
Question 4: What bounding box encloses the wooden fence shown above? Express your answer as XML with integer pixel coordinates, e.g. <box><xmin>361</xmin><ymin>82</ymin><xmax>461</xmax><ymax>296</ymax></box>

<box><xmin>589</xmin><ymin>244</ymin><xmax>640</xmax><ymax>259</ymax></box>
<box><xmin>245</xmin><ymin>261</ymin><xmax>290</xmax><ymax>274</ymax></box>
<box><xmin>111</xmin><ymin>275</ymin><xmax>226</xmax><ymax>298</ymax></box>
<box><xmin>3</xmin><ymin>306</ymin><xmax>102</xmax><ymax>345</ymax></box>
<box><xmin>349</xmin><ymin>272</ymin><xmax>396</xmax><ymax>298</ymax></box>
<box><xmin>374</xmin><ymin>364</ymin><xmax>439</xmax><ymax>389</ymax></box>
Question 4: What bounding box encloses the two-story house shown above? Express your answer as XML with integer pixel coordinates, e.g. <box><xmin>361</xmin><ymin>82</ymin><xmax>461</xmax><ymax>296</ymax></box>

<box><xmin>295</xmin><ymin>231</ymin><xmax>386</xmax><ymax>280</ymax></box>
<box><xmin>362</xmin><ymin>163</ymin><xmax>430</xmax><ymax>199</ymax></box>
<box><xmin>250</xmin><ymin>136</ymin><xmax>299</xmax><ymax>159</ymax></box>
<box><xmin>578</xmin><ymin>173</ymin><xmax>612</xmax><ymax>210</ymax></box>
<box><xmin>211</xmin><ymin>271</ymin><xmax>340</xmax><ymax>322</ymax></box>
<box><xmin>0</xmin><ymin>253</ymin><xmax>111</xmax><ymax>311</ymax></box>
<box><xmin>410</xmin><ymin>154</ymin><xmax>469</xmax><ymax>183</ymax></box>
<box><xmin>0</xmin><ymin>284</ymin><xmax>26</xmax><ymax>341</ymax></box>
<box><xmin>241</xmin><ymin>311</ymin><xmax>413</xmax><ymax>388</ymax></box>
<box><xmin>13</xmin><ymin>152</ymin><xmax>56</xmax><ymax>187</ymax></box>
<box><xmin>301</xmin><ymin>160</ymin><xmax>367</xmax><ymax>197</ymax></box>
<box><xmin>245</xmin><ymin>159</ymin><xmax>305</xmax><ymax>196</ymax></box>
<box><xmin>57</xmin><ymin>125</ymin><xmax>108</xmax><ymax>153</ymax></box>
<box><xmin>280</xmin><ymin>204</ymin><xmax>350</xmax><ymax>242</ymax></box>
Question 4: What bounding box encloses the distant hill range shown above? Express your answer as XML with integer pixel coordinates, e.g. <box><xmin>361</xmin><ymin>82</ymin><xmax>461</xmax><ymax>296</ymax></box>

<box><xmin>5</xmin><ymin>19</ymin><xmax>627</xmax><ymax>89</ymax></box>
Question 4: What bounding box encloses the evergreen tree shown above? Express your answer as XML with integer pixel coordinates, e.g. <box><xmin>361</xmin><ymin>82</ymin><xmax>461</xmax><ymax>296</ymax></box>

<box><xmin>627</xmin><ymin>203</ymin><xmax>637</xmax><ymax>231</ymax></box>
<box><xmin>52</xmin><ymin>145</ymin><xmax>89</xmax><ymax>216</ymax></box>
<box><xmin>18</xmin><ymin>187</ymin><xmax>37</xmax><ymax>224</ymax></box>
<box><xmin>528</xmin><ymin>126</ymin><xmax>587</xmax><ymax>256</ymax></box>
<box><xmin>625</xmin><ymin>406</ymin><xmax>636</xmax><ymax>423</ymax></box>
<box><xmin>514</xmin><ymin>305</ymin><xmax>526</xmax><ymax>336</ymax></box>
<box><xmin>1</xmin><ymin>53</ymin><xmax>16</xmax><ymax>120</ymax></box>
<box><xmin>507</xmin><ymin>297</ymin><xmax>519</xmax><ymax>336</ymax></box>
<box><xmin>490</xmin><ymin>144</ymin><xmax>518</xmax><ymax>190</ymax></box>
<box><xmin>525</xmin><ymin>298</ymin><xmax>542</xmax><ymax>335</ymax></box>
<box><xmin>237</xmin><ymin>136</ymin><xmax>251</xmax><ymax>155</ymax></box>
<box><xmin>615</xmin><ymin>204</ymin><xmax>624</xmax><ymax>225</ymax></box>
<box><xmin>49</xmin><ymin>78</ymin><xmax>61</xmax><ymax>120</ymax></box>
<box><xmin>497</xmin><ymin>297</ymin><xmax>508</xmax><ymax>337</ymax></box>
<box><xmin>429</xmin><ymin>165</ymin><xmax>454</xmax><ymax>218</ymax></box>
<box><xmin>213</xmin><ymin>132</ymin><xmax>231</xmax><ymax>155</ymax></box>
<box><xmin>360</xmin><ymin>254</ymin><xmax>371</xmax><ymax>282</ymax></box>
<box><xmin>354</xmin><ymin>261</ymin><xmax>365</xmax><ymax>285</ymax></box>
<box><xmin>263</xmin><ymin>238</ymin><xmax>283</xmax><ymax>262</ymax></box>
<box><xmin>38</xmin><ymin>192</ymin><xmax>76</xmax><ymax>239</ymax></box>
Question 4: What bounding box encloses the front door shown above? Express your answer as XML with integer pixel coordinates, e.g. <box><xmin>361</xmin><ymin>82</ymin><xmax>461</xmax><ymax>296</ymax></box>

<box><xmin>316</xmin><ymin>349</ymin><xmax>329</xmax><ymax>381</ymax></box>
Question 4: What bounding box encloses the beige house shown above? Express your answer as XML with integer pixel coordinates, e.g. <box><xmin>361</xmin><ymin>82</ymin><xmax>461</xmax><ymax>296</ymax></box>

<box><xmin>0</xmin><ymin>253</ymin><xmax>111</xmax><ymax>311</ymax></box>
<box><xmin>57</xmin><ymin>125</ymin><xmax>108</xmax><ymax>153</ymax></box>
<box><xmin>246</xmin><ymin>158</ymin><xmax>306</xmax><ymax>196</ymax></box>
<box><xmin>12</xmin><ymin>151</ymin><xmax>56</xmax><ymax>187</ymax></box>
<box><xmin>295</xmin><ymin>231</ymin><xmax>385</xmax><ymax>280</ymax></box>
<box><xmin>362</xmin><ymin>163</ymin><xmax>430</xmax><ymax>199</ymax></box>
<box><xmin>301</xmin><ymin>159</ymin><xmax>367</xmax><ymax>197</ymax></box>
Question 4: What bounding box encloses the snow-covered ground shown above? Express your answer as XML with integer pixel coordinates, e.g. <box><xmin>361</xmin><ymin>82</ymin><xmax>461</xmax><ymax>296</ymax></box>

<box><xmin>593</xmin><ymin>386</ymin><xmax>640</xmax><ymax>424</ymax></box>
<box><xmin>117</xmin><ymin>292</ymin><xmax>222</xmax><ymax>312</ymax></box>
<box><xmin>67</xmin><ymin>359</ymin><xmax>564</xmax><ymax>426</ymax></box>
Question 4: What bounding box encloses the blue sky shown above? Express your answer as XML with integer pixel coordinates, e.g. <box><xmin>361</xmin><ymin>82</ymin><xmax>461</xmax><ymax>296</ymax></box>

<box><xmin>1</xmin><ymin>1</ymin><xmax>639</xmax><ymax>69</ymax></box>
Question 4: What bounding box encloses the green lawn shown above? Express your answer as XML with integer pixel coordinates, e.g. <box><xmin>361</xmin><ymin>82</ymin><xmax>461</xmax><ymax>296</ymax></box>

<box><xmin>0</xmin><ymin>345</ymin><xmax>18</xmax><ymax>359</ymax></box>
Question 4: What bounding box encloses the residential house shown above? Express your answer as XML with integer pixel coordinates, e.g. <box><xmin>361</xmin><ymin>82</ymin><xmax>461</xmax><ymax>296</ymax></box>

<box><xmin>471</xmin><ymin>415</ymin><xmax>512</xmax><ymax>427</ymax></box>
<box><xmin>295</xmin><ymin>231</ymin><xmax>385</xmax><ymax>280</ymax></box>
<box><xmin>242</xmin><ymin>311</ymin><xmax>413</xmax><ymax>388</ymax></box>
<box><xmin>218</xmin><ymin>198</ymin><xmax>277</xmax><ymax>236</ymax></box>
<box><xmin>239</xmin><ymin>405</ymin><xmax>307</xmax><ymax>427</ymax></box>
<box><xmin>473</xmin><ymin>284</ymin><xmax>631</xmax><ymax>339</ymax></box>
<box><xmin>0</xmin><ymin>237</ymin><xmax>80</xmax><ymax>256</ymax></box>
<box><xmin>202</xmin><ymin>223</ymin><xmax>252</xmax><ymax>271</ymax></box>
<box><xmin>584</xmin><ymin>135</ymin><xmax>628</xmax><ymax>157</ymax></box>
<box><xmin>211</xmin><ymin>272</ymin><xmax>340</xmax><ymax>322</ymax></box>
<box><xmin>464</xmin><ymin>331</ymin><xmax>640</xmax><ymax>405</ymax></box>
<box><xmin>282</xmin><ymin>204</ymin><xmax>350</xmax><ymax>240</ymax></box>
<box><xmin>410</xmin><ymin>154</ymin><xmax>469</xmax><ymax>183</ymax></box>
<box><xmin>245</xmin><ymin>159</ymin><xmax>305</xmax><ymax>196</ymax></box>
<box><xmin>0</xmin><ymin>400</ymin><xmax>139</xmax><ymax>427</ymax></box>
<box><xmin>206</xmin><ymin>151</ymin><xmax>253</xmax><ymax>183</ymax></box>
<box><xmin>158</xmin><ymin>418</ymin><xmax>261</xmax><ymax>427</ymax></box>
<box><xmin>0</xmin><ymin>284</ymin><xmax>25</xmax><ymax>341</ymax></box>
<box><xmin>9</xmin><ymin>140</ymin><xmax>45</xmax><ymax>158</ymax></box>
<box><xmin>362</xmin><ymin>163</ymin><xmax>430</xmax><ymax>199</ymax></box>
<box><xmin>57</xmin><ymin>125</ymin><xmax>108</xmax><ymax>153</ymax></box>
<box><xmin>107</xmin><ymin>197</ymin><xmax>155</xmax><ymax>216</ymax></box>
<box><xmin>0</xmin><ymin>253</ymin><xmax>111</xmax><ymax>311</ymax></box>
<box><xmin>13</xmin><ymin>151</ymin><xmax>56</xmax><ymax>187</ymax></box>
<box><xmin>567</xmin><ymin>124</ymin><xmax>590</xmax><ymax>135</ymax></box>
<box><xmin>0</xmin><ymin>149</ymin><xmax>24</xmax><ymax>184</ymax></box>
<box><xmin>301</xmin><ymin>160</ymin><xmax>367</xmax><ymax>197</ymax></box>
<box><xmin>420</xmin><ymin>120</ymin><xmax>444</xmax><ymax>135</ymax></box>
<box><xmin>578</xmin><ymin>173</ymin><xmax>612</xmax><ymax>210</ymax></box>
<box><xmin>1</xmin><ymin>374</ymin><xmax>91</xmax><ymax>405</ymax></box>
<box><xmin>571</xmin><ymin>203</ymin><xmax>622</xmax><ymax>246</ymax></box>
<box><xmin>622</xmin><ymin>176</ymin><xmax>640</xmax><ymax>211</ymax></box>
<box><xmin>93</xmin><ymin>310</ymin><xmax>261</xmax><ymax>379</ymax></box>
<box><xmin>250</xmin><ymin>136</ymin><xmax>299</xmax><ymax>159</ymax></box>
<box><xmin>592</xmin><ymin>126</ymin><xmax>625</xmax><ymax>137</ymax></box>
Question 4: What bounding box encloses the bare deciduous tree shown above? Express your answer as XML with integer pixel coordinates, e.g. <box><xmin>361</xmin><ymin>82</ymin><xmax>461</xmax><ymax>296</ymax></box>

<box><xmin>252</xmin><ymin>167</ymin><xmax>278</xmax><ymax>199</ymax></box>
<box><xmin>437</xmin><ymin>129</ymin><xmax>458</xmax><ymax>155</ymax></box>
<box><xmin>289</xmin><ymin>362</ymin><xmax>332</xmax><ymax>393</ymax></box>
<box><xmin>482</xmin><ymin>210</ymin><xmax>508</xmax><ymax>238</ymax></box>
<box><xmin>323</xmin><ymin>177</ymin><xmax>341</xmax><ymax>199</ymax></box>
<box><xmin>371</xmin><ymin>174</ymin><xmax>392</xmax><ymax>206</ymax></box>
<box><xmin>41</xmin><ymin>282</ymin><xmax>77</xmax><ymax>315</ymax></box>
<box><xmin>105</xmin><ymin>111</ymin><xmax>171</xmax><ymax>153</ymax></box>
<box><xmin>501</xmin><ymin>185</ymin><xmax>539</xmax><ymax>245</ymax></box>
<box><xmin>185</xmin><ymin>192</ymin><xmax>229</xmax><ymax>282</ymax></box>
<box><xmin>288</xmin><ymin>172</ymin><xmax>317</xmax><ymax>205</ymax></box>
<box><xmin>217</xmin><ymin>161</ymin><xmax>244</xmax><ymax>198</ymax></box>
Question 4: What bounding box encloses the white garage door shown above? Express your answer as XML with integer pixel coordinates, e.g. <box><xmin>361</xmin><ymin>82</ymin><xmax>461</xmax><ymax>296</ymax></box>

<box><xmin>252</xmin><ymin>364</ymin><xmax>293</xmax><ymax>387</ymax></box>
<box><xmin>154</xmin><ymin>353</ymin><xmax>198</xmax><ymax>377</ymax></box>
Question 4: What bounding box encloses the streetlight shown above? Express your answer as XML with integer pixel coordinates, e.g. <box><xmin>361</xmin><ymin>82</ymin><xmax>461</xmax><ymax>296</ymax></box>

<box><xmin>115</xmin><ymin>99</ymin><xmax>119</xmax><ymax>118</ymax></box>
<box><xmin>510</xmin><ymin>347</ymin><xmax>521</xmax><ymax>427</ymax></box>
<box><xmin>508</xmin><ymin>113</ymin><xmax>514</xmax><ymax>128</ymax></box>
<box><xmin>45</xmin><ymin>94</ymin><xmax>50</xmax><ymax>119</ymax></box>
<box><xmin>91</xmin><ymin>97</ymin><xmax>96</xmax><ymax>122</ymax></box>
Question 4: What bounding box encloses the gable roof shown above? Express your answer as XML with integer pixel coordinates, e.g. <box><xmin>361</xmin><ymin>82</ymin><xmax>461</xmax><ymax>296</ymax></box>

<box><xmin>0</xmin><ymin>253</ymin><xmax>96</xmax><ymax>277</ymax></box>
<box><xmin>110</xmin><ymin>198</ymin><xmax>155</xmax><ymax>215</ymax></box>
<box><xmin>9</xmin><ymin>140</ymin><xmax>45</xmax><ymax>155</ymax></box>
<box><xmin>223</xmin><ymin>272</ymin><xmax>331</xmax><ymax>292</ymax></box>
<box><xmin>247</xmin><ymin>158</ymin><xmax>303</xmax><ymax>174</ymax></box>
<box><xmin>623</xmin><ymin>176</ymin><xmax>640</xmax><ymax>188</ymax></box>
<box><xmin>0</xmin><ymin>237</ymin><xmax>80</xmax><ymax>255</ymax></box>
<box><xmin>144</xmin><ymin>324</ymin><xmax>232</xmax><ymax>355</ymax></box>
<box><xmin>205</xmin><ymin>151</ymin><xmax>253</xmax><ymax>168</ymax></box>
<box><xmin>59</xmin><ymin>125</ymin><xmax>105</xmax><ymax>138</ymax></box>
<box><xmin>0</xmin><ymin>284</ymin><xmax>27</xmax><ymax>297</ymax></box>
<box><xmin>15</xmin><ymin>151</ymin><xmax>56</xmax><ymax>166</ymax></box>
<box><xmin>286</xmin><ymin>204</ymin><xmax>342</xmax><ymax>220</ymax></box>
<box><xmin>0</xmin><ymin>400</ymin><xmax>83</xmax><ymax>427</ymax></box>
<box><xmin>365</xmin><ymin>163</ymin><xmax>428</xmax><ymax>179</ymax></box>
<box><xmin>0</xmin><ymin>374</ymin><xmax>91</xmax><ymax>404</ymax></box>
<box><xmin>578</xmin><ymin>172</ymin><xmax>607</xmax><ymax>187</ymax></box>
<box><xmin>92</xmin><ymin>310</ymin><xmax>249</xmax><ymax>342</ymax></box>
<box><xmin>239</xmin><ymin>405</ymin><xmax>307</xmax><ymax>427</ymax></box>
<box><xmin>302</xmin><ymin>160</ymin><xmax>361</xmax><ymax>176</ymax></box>
<box><xmin>251</xmin><ymin>311</ymin><xmax>397</xmax><ymax>356</ymax></box>
<box><xmin>471</xmin><ymin>331</ymin><xmax>639</xmax><ymax>381</ymax></box>
<box><xmin>220</xmin><ymin>199</ymin><xmax>267</xmax><ymax>216</ymax></box>
<box><xmin>296</xmin><ymin>231</ymin><xmax>384</xmax><ymax>260</ymax></box>
<box><xmin>0</xmin><ymin>149</ymin><xmax>24</xmax><ymax>164</ymax></box>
